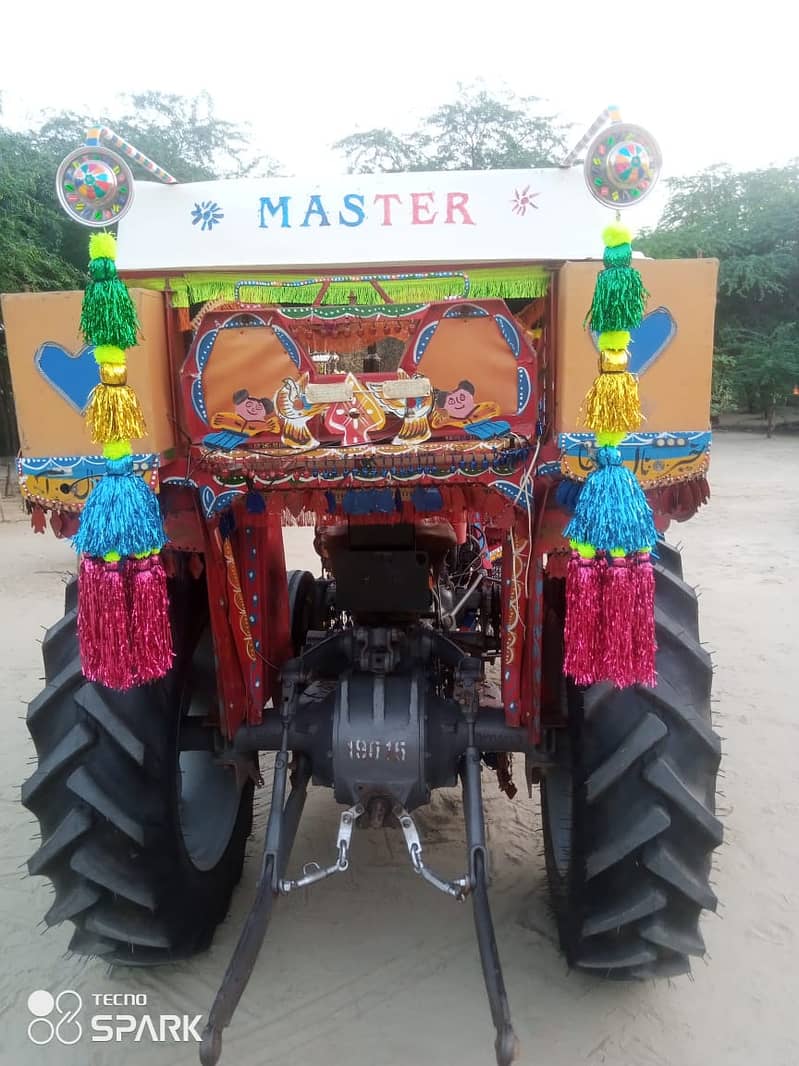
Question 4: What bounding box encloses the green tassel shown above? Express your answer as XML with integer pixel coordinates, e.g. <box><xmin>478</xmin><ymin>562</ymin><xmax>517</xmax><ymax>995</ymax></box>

<box><xmin>80</xmin><ymin>257</ymin><xmax>140</xmax><ymax>349</ymax></box>
<box><xmin>585</xmin><ymin>251</ymin><xmax>648</xmax><ymax>334</ymax></box>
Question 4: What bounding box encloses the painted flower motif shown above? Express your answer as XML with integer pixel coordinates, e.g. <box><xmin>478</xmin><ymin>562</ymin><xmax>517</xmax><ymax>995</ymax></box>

<box><xmin>191</xmin><ymin>201</ymin><xmax>224</xmax><ymax>231</ymax></box>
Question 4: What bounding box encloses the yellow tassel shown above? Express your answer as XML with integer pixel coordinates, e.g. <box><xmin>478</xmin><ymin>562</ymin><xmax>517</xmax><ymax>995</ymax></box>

<box><xmin>583</xmin><ymin>372</ymin><xmax>644</xmax><ymax>435</ymax></box>
<box><xmin>86</xmin><ymin>383</ymin><xmax>147</xmax><ymax>443</ymax></box>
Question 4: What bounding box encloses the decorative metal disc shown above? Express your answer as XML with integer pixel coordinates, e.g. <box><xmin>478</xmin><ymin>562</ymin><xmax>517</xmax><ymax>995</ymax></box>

<box><xmin>56</xmin><ymin>147</ymin><xmax>135</xmax><ymax>227</ymax></box>
<box><xmin>584</xmin><ymin>123</ymin><xmax>662</xmax><ymax>207</ymax></box>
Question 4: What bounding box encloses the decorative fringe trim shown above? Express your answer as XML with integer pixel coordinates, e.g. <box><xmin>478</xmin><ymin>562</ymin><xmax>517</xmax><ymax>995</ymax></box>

<box><xmin>583</xmin><ymin>371</ymin><xmax>643</xmax><ymax>435</ymax></box>
<box><xmin>134</xmin><ymin>268</ymin><xmax>552</xmax><ymax>309</ymax></box>
<box><xmin>585</xmin><ymin>257</ymin><xmax>647</xmax><ymax>334</ymax></box>
<box><xmin>78</xmin><ymin>557</ymin><xmax>136</xmax><ymax>689</ymax></box>
<box><xmin>600</xmin><ymin>556</ymin><xmax>637</xmax><ymax>687</ymax></box>
<box><xmin>80</xmin><ymin>257</ymin><xmax>140</xmax><ymax>349</ymax></box>
<box><xmin>73</xmin><ymin>455</ymin><xmax>166</xmax><ymax>559</ymax></box>
<box><xmin>631</xmin><ymin>552</ymin><xmax>657</xmax><ymax>687</ymax></box>
<box><xmin>129</xmin><ymin>555</ymin><xmax>174</xmax><ymax>682</ymax></box>
<box><xmin>563</xmin><ymin>550</ymin><xmax>658</xmax><ymax>689</ymax></box>
<box><xmin>564</xmin><ymin>445</ymin><xmax>657</xmax><ymax>554</ymax></box>
<box><xmin>85</xmin><ymin>383</ymin><xmax>147</xmax><ymax>443</ymax></box>
<box><xmin>563</xmin><ymin>551</ymin><xmax>605</xmax><ymax>685</ymax></box>
<box><xmin>647</xmin><ymin>476</ymin><xmax>710</xmax><ymax>521</ymax></box>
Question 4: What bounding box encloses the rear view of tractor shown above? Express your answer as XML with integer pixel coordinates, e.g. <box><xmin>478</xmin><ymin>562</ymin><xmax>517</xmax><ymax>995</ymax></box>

<box><xmin>1</xmin><ymin>114</ymin><xmax>722</xmax><ymax>1065</ymax></box>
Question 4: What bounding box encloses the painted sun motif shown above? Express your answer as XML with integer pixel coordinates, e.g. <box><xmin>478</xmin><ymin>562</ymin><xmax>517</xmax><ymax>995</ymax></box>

<box><xmin>191</xmin><ymin>201</ymin><xmax>225</xmax><ymax>232</ymax></box>
<box><xmin>510</xmin><ymin>186</ymin><xmax>540</xmax><ymax>216</ymax></box>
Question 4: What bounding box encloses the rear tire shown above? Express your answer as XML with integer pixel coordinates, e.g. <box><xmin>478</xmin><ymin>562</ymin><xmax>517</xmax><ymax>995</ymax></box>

<box><xmin>541</xmin><ymin>544</ymin><xmax>722</xmax><ymax>978</ymax></box>
<box><xmin>22</xmin><ymin>573</ymin><xmax>254</xmax><ymax>964</ymax></box>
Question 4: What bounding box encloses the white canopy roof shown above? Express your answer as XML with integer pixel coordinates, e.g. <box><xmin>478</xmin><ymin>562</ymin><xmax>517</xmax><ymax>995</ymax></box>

<box><xmin>115</xmin><ymin>167</ymin><xmax>625</xmax><ymax>274</ymax></box>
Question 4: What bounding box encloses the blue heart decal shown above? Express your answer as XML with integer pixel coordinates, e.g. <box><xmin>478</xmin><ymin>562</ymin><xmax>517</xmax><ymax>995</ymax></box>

<box><xmin>35</xmin><ymin>342</ymin><xmax>99</xmax><ymax>414</ymax></box>
<box><xmin>592</xmin><ymin>306</ymin><xmax>677</xmax><ymax>375</ymax></box>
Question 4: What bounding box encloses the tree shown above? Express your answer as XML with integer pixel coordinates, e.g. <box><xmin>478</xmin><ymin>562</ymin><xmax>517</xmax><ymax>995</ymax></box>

<box><xmin>638</xmin><ymin>163</ymin><xmax>799</xmax><ymax>434</ymax></box>
<box><xmin>30</xmin><ymin>91</ymin><xmax>280</xmax><ymax>185</ymax></box>
<box><xmin>0</xmin><ymin>92</ymin><xmax>283</xmax><ymax>292</ymax></box>
<box><xmin>334</xmin><ymin>84</ymin><xmax>568</xmax><ymax>173</ymax></box>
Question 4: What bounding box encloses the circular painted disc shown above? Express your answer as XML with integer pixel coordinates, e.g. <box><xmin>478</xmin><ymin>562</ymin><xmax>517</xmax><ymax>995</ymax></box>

<box><xmin>56</xmin><ymin>147</ymin><xmax>135</xmax><ymax>227</ymax></box>
<box><xmin>584</xmin><ymin>124</ymin><xmax>662</xmax><ymax>207</ymax></box>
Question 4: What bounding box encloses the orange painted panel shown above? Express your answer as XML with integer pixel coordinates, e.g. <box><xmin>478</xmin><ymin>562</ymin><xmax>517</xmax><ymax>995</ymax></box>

<box><xmin>555</xmin><ymin>258</ymin><xmax>719</xmax><ymax>434</ymax></box>
<box><xmin>1</xmin><ymin>289</ymin><xmax>175</xmax><ymax>457</ymax></box>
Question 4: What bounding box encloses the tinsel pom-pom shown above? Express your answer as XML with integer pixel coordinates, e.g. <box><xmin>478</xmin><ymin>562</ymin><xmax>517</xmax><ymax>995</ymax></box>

<box><xmin>583</xmin><ymin>371</ymin><xmax>643</xmax><ymax>435</ymax></box>
<box><xmin>564</xmin><ymin>445</ymin><xmax>657</xmax><ymax>554</ymax></box>
<box><xmin>601</xmin><ymin>221</ymin><xmax>633</xmax><ymax>248</ymax></box>
<box><xmin>597</xmin><ymin>330</ymin><xmax>631</xmax><ymax>352</ymax></box>
<box><xmin>564</xmin><ymin>550</ymin><xmax>606</xmax><ymax>685</ymax></box>
<box><xmin>85</xmin><ymin>383</ymin><xmax>147</xmax><ymax>443</ymax></box>
<box><xmin>80</xmin><ymin>256</ymin><xmax>139</xmax><ymax>350</ymax></box>
<box><xmin>73</xmin><ymin>455</ymin><xmax>166</xmax><ymax>559</ymax></box>
<box><xmin>631</xmin><ymin>552</ymin><xmax>657</xmax><ymax>687</ymax></box>
<box><xmin>586</xmin><ymin>263</ymin><xmax>647</xmax><ymax>334</ymax></box>
<box><xmin>89</xmin><ymin>232</ymin><xmax>118</xmax><ymax>262</ymax></box>
<box><xmin>129</xmin><ymin>555</ymin><xmax>174</xmax><ymax>682</ymax></box>
<box><xmin>77</xmin><ymin>557</ymin><xmax>136</xmax><ymax>689</ymax></box>
<box><xmin>600</xmin><ymin>555</ymin><xmax>637</xmax><ymax>687</ymax></box>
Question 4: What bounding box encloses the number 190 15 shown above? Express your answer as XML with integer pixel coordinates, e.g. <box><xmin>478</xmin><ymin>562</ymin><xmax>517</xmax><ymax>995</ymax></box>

<box><xmin>347</xmin><ymin>739</ymin><xmax>407</xmax><ymax>762</ymax></box>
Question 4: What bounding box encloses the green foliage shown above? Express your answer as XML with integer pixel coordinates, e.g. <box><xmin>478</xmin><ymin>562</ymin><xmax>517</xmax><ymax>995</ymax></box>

<box><xmin>0</xmin><ymin>126</ymin><xmax>82</xmax><ymax>293</ymax></box>
<box><xmin>335</xmin><ymin>84</ymin><xmax>568</xmax><ymax>173</ymax></box>
<box><xmin>0</xmin><ymin>92</ymin><xmax>281</xmax><ymax>295</ymax></box>
<box><xmin>639</xmin><ymin>163</ymin><xmax>799</xmax><ymax>430</ymax></box>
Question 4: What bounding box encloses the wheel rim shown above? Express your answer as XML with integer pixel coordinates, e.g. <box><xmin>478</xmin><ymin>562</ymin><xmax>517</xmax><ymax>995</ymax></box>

<box><xmin>178</xmin><ymin>629</ymin><xmax>244</xmax><ymax>872</ymax></box>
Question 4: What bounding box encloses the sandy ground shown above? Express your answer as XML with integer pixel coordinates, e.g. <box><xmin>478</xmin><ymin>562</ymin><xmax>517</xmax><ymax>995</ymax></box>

<box><xmin>0</xmin><ymin>431</ymin><xmax>797</xmax><ymax>1066</ymax></box>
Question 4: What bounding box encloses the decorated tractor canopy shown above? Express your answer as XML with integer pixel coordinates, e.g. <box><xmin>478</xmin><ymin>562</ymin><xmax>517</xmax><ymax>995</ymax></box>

<box><xmin>3</xmin><ymin>114</ymin><xmax>722</xmax><ymax>1066</ymax></box>
<box><xmin>2</xmin><ymin>140</ymin><xmax>716</xmax><ymax>708</ymax></box>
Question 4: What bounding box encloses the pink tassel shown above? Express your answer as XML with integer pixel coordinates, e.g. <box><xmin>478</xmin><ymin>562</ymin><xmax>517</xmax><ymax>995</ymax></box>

<box><xmin>631</xmin><ymin>552</ymin><xmax>657</xmax><ymax>687</ymax></box>
<box><xmin>77</xmin><ymin>557</ymin><xmax>136</xmax><ymax>689</ymax></box>
<box><xmin>128</xmin><ymin>555</ymin><xmax>174</xmax><ymax>683</ymax></box>
<box><xmin>601</xmin><ymin>556</ymin><xmax>637</xmax><ymax>687</ymax></box>
<box><xmin>564</xmin><ymin>551</ymin><xmax>605</xmax><ymax>685</ymax></box>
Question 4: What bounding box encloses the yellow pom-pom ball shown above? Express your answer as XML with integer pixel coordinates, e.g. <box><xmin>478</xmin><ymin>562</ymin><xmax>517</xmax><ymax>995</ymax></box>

<box><xmin>103</xmin><ymin>440</ymin><xmax>133</xmax><ymax>460</ymax></box>
<box><xmin>602</xmin><ymin>221</ymin><xmax>633</xmax><ymax>248</ymax></box>
<box><xmin>89</xmin><ymin>232</ymin><xmax>117</xmax><ymax>261</ymax></box>
<box><xmin>569</xmin><ymin>540</ymin><xmax>597</xmax><ymax>559</ymax></box>
<box><xmin>597</xmin><ymin>330</ymin><xmax>631</xmax><ymax>352</ymax></box>
<box><xmin>94</xmin><ymin>345</ymin><xmax>127</xmax><ymax>365</ymax></box>
<box><xmin>595</xmin><ymin>431</ymin><xmax>626</xmax><ymax>447</ymax></box>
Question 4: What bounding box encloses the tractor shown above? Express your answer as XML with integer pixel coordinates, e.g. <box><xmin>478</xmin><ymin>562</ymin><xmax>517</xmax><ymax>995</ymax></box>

<box><xmin>1</xmin><ymin>114</ymin><xmax>722</xmax><ymax>1065</ymax></box>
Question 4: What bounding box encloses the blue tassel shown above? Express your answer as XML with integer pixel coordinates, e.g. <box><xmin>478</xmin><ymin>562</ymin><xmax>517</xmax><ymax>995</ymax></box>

<box><xmin>564</xmin><ymin>446</ymin><xmax>657</xmax><ymax>553</ymax></box>
<box><xmin>219</xmin><ymin>509</ymin><xmax>236</xmax><ymax>539</ymax></box>
<box><xmin>73</xmin><ymin>456</ymin><xmax>166</xmax><ymax>558</ymax></box>
<box><xmin>246</xmin><ymin>490</ymin><xmax>265</xmax><ymax>514</ymax></box>
<box><xmin>555</xmin><ymin>478</ymin><xmax>583</xmax><ymax>514</ymax></box>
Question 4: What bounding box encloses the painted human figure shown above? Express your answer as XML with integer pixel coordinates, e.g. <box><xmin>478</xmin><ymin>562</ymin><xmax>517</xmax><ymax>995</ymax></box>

<box><xmin>430</xmin><ymin>380</ymin><xmax>499</xmax><ymax>429</ymax></box>
<box><xmin>233</xmin><ymin>389</ymin><xmax>274</xmax><ymax>426</ymax></box>
<box><xmin>435</xmin><ymin>380</ymin><xmax>477</xmax><ymax>421</ymax></box>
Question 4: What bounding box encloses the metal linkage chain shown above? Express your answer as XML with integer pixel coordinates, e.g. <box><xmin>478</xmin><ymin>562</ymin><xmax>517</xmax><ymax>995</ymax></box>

<box><xmin>395</xmin><ymin>805</ymin><xmax>471</xmax><ymax>901</ymax></box>
<box><xmin>279</xmin><ymin>803</ymin><xmax>364</xmax><ymax>894</ymax></box>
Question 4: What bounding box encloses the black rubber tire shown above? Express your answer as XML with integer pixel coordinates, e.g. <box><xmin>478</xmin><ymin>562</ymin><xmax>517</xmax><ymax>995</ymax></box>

<box><xmin>287</xmin><ymin>569</ymin><xmax>317</xmax><ymax>652</ymax></box>
<box><xmin>22</xmin><ymin>573</ymin><xmax>253</xmax><ymax>965</ymax></box>
<box><xmin>541</xmin><ymin>544</ymin><xmax>722</xmax><ymax>978</ymax></box>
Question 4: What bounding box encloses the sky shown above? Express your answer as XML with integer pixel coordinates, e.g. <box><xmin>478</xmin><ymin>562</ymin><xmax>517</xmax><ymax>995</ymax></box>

<box><xmin>1</xmin><ymin>0</ymin><xmax>793</xmax><ymax>220</ymax></box>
